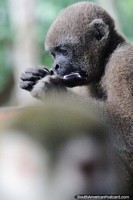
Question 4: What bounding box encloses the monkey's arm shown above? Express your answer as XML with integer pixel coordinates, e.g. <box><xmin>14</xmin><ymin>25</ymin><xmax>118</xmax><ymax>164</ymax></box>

<box><xmin>102</xmin><ymin>44</ymin><xmax>133</xmax><ymax>115</ymax></box>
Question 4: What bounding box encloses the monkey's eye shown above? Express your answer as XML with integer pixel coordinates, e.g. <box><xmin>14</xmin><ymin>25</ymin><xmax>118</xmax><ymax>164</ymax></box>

<box><xmin>58</xmin><ymin>48</ymin><xmax>68</xmax><ymax>55</ymax></box>
<box><xmin>56</xmin><ymin>46</ymin><xmax>68</xmax><ymax>56</ymax></box>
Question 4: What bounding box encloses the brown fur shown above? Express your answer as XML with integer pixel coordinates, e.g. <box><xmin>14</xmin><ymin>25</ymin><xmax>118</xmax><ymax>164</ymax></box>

<box><xmin>45</xmin><ymin>2</ymin><xmax>115</xmax><ymax>48</ymax></box>
<box><xmin>102</xmin><ymin>43</ymin><xmax>133</xmax><ymax>172</ymax></box>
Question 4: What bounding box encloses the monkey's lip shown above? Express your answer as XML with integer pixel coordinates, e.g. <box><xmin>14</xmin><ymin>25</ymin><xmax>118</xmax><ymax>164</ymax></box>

<box><xmin>63</xmin><ymin>70</ymin><xmax>88</xmax><ymax>79</ymax></box>
<box><xmin>65</xmin><ymin>71</ymin><xmax>88</xmax><ymax>79</ymax></box>
<box><xmin>62</xmin><ymin>72</ymin><xmax>88</xmax><ymax>87</ymax></box>
<box><xmin>63</xmin><ymin>72</ymin><xmax>82</xmax><ymax>79</ymax></box>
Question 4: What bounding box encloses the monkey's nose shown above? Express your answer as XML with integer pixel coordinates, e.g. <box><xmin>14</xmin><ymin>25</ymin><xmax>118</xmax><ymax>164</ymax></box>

<box><xmin>54</xmin><ymin>64</ymin><xmax>60</xmax><ymax>70</ymax></box>
<box><xmin>52</xmin><ymin>63</ymin><xmax>66</xmax><ymax>76</ymax></box>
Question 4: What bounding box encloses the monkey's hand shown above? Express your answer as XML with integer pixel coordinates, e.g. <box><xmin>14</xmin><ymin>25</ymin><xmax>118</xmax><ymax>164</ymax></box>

<box><xmin>30</xmin><ymin>75</ymin><xmax>66</xmax><ymax>99</ymax></box>
<box><xmin>20</xmin><ymin>67</ymin><xmax>87</xmax><ymax>100</ymax></box>
<box><xmin>30</xmin><ymin>72</ymin><xmax>87</xmax><ymax>99</ymax></box>
<box><xmin>20</xmin><ymin>66</ymin><xmax>51</xmax><ymax>91</ymax></box>
<box><xmin>20</xmin><ymin>66</ymin><xmax>67</xmax><ymax>99</ymax></box>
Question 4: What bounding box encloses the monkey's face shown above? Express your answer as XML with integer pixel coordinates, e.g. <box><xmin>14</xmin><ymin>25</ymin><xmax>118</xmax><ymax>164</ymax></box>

<box><xmin>45</xmin><ymin>2</ymin><xmax>114</xmax><ymax>84</ymax></box>
<box><xmin>49</xmin><ymin>44</ymin><xmax>78</xmax><ymax>76</ymax></box>
<box><xmin>48</xmin><ymin>43</ymin><xmax>88</xmax><ymax>78</ymax></box>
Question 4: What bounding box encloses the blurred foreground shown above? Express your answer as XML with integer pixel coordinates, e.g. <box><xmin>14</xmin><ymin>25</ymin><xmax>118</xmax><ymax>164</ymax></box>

<box><xmin>0</xmin><ymin>96</ymin><xmax>128</xmax><ymax>200</ymax></box>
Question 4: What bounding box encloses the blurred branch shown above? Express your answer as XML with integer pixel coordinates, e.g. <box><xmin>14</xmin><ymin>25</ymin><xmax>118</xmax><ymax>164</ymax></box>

<box><xmin>0</xmin><ymin>72</ymin><xmax>14</xmax><ymax>105</ymax></box>
<box><xmin>7</xmin><ymin>0</ymin><xmax>40</xmax><ymax>105</ymax></box>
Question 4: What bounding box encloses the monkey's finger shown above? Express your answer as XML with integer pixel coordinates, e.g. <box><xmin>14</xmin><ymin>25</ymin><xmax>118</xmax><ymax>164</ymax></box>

<box><xmin>25</xmin><ymin>67</ymin><xmax>50</xmax><ymax>77</ymax></box>
<box><xmin>19</xmin><ymin>81</ymin><xmax>35</xmax><ymax>91</ymax></box>
<box><xmin>20</xmin><ymin>72</ymin><xmax>41</xmax><ymax>82</ymax></box>
<box><xmin>49</xmin><ymin>69</ymin><xmax>54</xmax><ymax>75</ymax></box>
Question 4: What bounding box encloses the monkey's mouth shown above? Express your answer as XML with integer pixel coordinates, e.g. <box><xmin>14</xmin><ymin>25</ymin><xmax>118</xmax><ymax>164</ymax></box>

<box><xmin>65</xmin><ymin>70</ymin><xmax>88</xmax><ymax>81</ymax></box>
<box><xmin>63</xmin><ymin>71</ymin><xmax>88</xmax><ymax>87</ymax></box>
<box><xmin>50</xmin><ymin>69</ymin><xmax>88</xmax><ymax>87</ymax></box>
<box><xmin>50</xmin><ymin>69</ymin><xmax>88</xmax><ymax>79</ymax></box>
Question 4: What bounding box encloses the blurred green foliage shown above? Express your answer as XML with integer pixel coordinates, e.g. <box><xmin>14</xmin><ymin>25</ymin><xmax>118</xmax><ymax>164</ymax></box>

<box><xmin>116</xmin><ymin>0</ymin><xmax>133</xmax><ymax>42</ymax></box>
<box><xmin>0</xmin><ymin>0</ymin><xmax>133</xmax><ymax>93</ymax></box>
<box><xmin>0</xmin><ymin>0</ymin><xmax>13</xmax><ymax>91</ymax></box>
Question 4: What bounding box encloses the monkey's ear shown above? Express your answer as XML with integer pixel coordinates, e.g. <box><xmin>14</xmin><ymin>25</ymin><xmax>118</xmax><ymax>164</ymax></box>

<box><xmin>89</xmin><ymin>19</ymin><xmax>109</xmax><ymax>41</ymax></box>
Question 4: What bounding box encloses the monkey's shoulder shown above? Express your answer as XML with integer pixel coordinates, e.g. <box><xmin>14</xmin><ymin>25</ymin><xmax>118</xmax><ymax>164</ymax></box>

<box><xmin>105</xmin><ymin>43</ymin><xmax>133</xmax><ymax>79</ymax></box>
<box><xmin>109</xmin><ymin>43</ymin><xmax>133</xmax><ymax>66</ymax></box>
<box><xmin>102</xmin><ymin>42</ymin><xmax>133</xmax><ymax>96</ymax></box>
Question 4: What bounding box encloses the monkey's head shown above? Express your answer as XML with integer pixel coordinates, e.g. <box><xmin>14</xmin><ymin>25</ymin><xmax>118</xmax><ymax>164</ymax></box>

<box><xmin>45</xmin><ymin>2</ymin><xmax>116</xmax><ymax>84</ymax></box>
